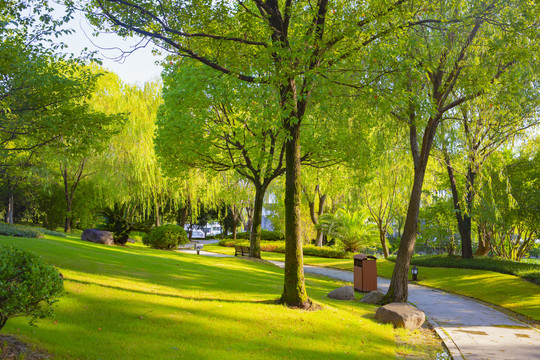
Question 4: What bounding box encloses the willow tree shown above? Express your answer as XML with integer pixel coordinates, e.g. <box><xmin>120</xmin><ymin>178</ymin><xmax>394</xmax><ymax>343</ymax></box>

<box><xmin>79</xmin><ymin>0</ymin><xmax>424</xmax><ymax>307</ymax></box>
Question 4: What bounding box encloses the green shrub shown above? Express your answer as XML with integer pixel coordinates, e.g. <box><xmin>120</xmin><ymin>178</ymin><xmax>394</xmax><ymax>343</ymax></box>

<box><xmin>98</xmin><ymin>204</ymin><xmax>151</xmax><ymax>245</ymax></box>
<box><xmin>394</xmin><ymin>255</ymin><xmax>540</xmax><ymax>285</ymax></box>
<box><xmin>218</xmin><ymin>239</ymin><xmax>348</xmax><ymax>259</ymax></box>
<box><xmin>225</xmin><ymin>230</ymin><xmax>284</xmax><ymax>241</ymax></box>
<box><xmin>0</xmin><ymin>245</ymin><xmax>64</xmax><ymax>331</ymax></box>
<box><xmin>0</xmin><ymin>223</ymin><xmax>67</xmax><ymax>238</ymax></box>
<box><xmin>143</xmin><ymin>225</ymin><xmax>188</xmax><ymax>250</ymax></box>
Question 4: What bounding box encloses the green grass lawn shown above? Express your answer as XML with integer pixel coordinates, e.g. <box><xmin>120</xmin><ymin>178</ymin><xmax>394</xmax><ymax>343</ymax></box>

<box><xmin>205</xmin><ymin>244</ymin><xmax>540</xmax><ymax>321</ymax></box>
<box><xmin>0</xmin><ymin>235</ymin><xmax>443</xmax><ymax>359</ymax></box>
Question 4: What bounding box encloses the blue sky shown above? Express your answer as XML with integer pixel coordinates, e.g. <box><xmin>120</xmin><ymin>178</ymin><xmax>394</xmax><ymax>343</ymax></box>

<box><xmin>54</xmin><ymin>3</ymin><xmax>164</xmax><ymax>86</ymax></box>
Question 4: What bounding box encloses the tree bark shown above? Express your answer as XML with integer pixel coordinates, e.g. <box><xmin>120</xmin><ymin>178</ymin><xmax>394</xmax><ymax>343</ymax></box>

<box><xmin>384</xmin><ymin>118</ymin><xmax>439</xmax><ymax>303</ymax></box>
<box><xmin>443</xmin><ymin>148</ymin><xmax>475</xmax><ymax>258</ymax></box>
<box><xmin>6</xmin><ymin>185</ymin><xmax>13</xmax><ymax>224</ymax></box>
<box><xmin>155</xmin><ymin>201</ymin><xmax>161</xmax><ymax>227</ymax></box>
<box><xmin>306</xmin><ymin>186</ymin><xmax>326</xmax><ymax>247</ymax></box>
<box><xmin>249</xmin><ymin>184</ymin><xmax>266</xmax><ymax>258</ymax></box>
<box><xmin>280</xmin><ymin>122</ymin><xmax>309</xmax><ymax>307</ymax></box>
<box><xmin>379</xmin><ymin>229</ymin><xmax>390</xmax><ymax>258</ymax></box>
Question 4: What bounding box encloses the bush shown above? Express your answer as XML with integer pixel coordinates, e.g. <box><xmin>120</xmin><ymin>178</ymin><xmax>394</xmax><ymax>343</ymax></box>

<box><xmin>0</xmin><ymin>245</ymin><xmax>64</xmax><ymax>331</ymax></box>
<box><xmin>225</xmin><ymin>230</ymin><xmax>284</xmax><ymax>241</ymax></box>
<box><xmin>393</xmin><ymin>255</ymin><xmax>540</xmax><ymax>285</ymax></box>
<box><xmin>0</xmin><ymin>223</ymin><xmax>67</xmax><ymax>238</ymax></box>
<box><xmin>143</xmin><ymin>225</ymin><xmax>188</xmax><ymax>250</ymax></box>
<box><xmin>218</xmin><ymin>239</ymin><xmax>348</xmax><ymax>259</ymax></box>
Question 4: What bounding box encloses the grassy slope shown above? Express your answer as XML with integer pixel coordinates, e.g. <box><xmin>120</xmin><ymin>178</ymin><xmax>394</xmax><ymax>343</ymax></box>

<box><xmin>205</xmin><ymin>245</ymin><xmax>540</xmax><ymax>321</ymax></box>
<box><xmin>0</xmin><ymin>235</ymin><xmax>442</xmax><ymax>360</ymax></box>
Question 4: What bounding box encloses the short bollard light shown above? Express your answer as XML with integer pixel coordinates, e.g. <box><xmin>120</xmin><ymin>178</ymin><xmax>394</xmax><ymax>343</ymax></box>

<box><xmin>195</xmin><ymin>242</ymin><xmax>203</xmax><ymax>255</ymax></box>
<box><xmin>411</xmin><ymin>265</ymin><xmax>418</xmax><ymax>281</ymax></box>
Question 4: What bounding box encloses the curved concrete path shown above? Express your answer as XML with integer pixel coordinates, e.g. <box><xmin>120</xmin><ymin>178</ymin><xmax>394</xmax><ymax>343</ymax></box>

<box><xmin>180</xmin><ymin>249</ymin><xmax>540</xmax><ymax>360</ymax></box>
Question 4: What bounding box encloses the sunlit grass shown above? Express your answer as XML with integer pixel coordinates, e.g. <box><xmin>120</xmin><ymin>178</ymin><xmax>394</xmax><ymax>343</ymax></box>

<box><xmin>0</xmin><ymin>235</ymin><xmax>443</xmax><ymax>359</ymax></box>
<box><xmin>205</xmin><ymin>244</ymin><xmax>540</xmax><ymax>321</ymax></box>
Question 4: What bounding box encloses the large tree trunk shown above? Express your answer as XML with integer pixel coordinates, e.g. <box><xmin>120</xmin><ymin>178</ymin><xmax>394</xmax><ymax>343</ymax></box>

<box><xmin>384</xmin><ymin>118</ymin><xmax>439</xmax><ymax>303</ymax></box>
<box><xmin>249</xmin><ymin>184</ymin><xmax>266</xmax><ymax>258</ymax></box>
<box><xmin>280</xmin><ymin>122</ymin><xmax>309</xmax><ymax>307</ymax></box>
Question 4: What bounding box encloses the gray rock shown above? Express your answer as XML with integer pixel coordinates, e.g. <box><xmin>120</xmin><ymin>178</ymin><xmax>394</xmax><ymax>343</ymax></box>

<box><xmin>327</xmin><ymin>286</ymin><xmax>355</xmax><ymax>300</ymax></box>
<box><xmin>127</xmin><ymin>238</ymin><xmax>136</xmax><ymax>243</ymax></box>
<box><xmin>360</xmin><ymin>291</ymin><xmax>385</xmax><ymax>304</ymax></box>
<box><xmin>375</xmin><ymin>302</ymin><xmax>425</xmax><ymax>330</ymax></box>
<box><xmin>81</xmin><ymin>229</ymin><xmax>114</xmax><ymax>245</ymax></box>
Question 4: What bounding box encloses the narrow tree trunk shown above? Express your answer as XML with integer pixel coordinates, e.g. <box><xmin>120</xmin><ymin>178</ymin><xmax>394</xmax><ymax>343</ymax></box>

<box><xmin>155</xmin><ymin>201</ymin><xmax>161</xmax><ymax>227</ymax></box>
<box><xmin>280</xmin><ymin>123</ymin><xmax>309</xmax><ymax>307</ymax></box>
<box><xmin>379</xmin><ymin>229</ymin><xmax>390</xmax><ymax>258</ymax></box>
<box><xmin>476</xmin><ymin>222</ymin><xmax>491</xmax><ymax>256</ymax></box>
<box><xmin>64</xmin><ymin>202</ymin><xmax>72</xmax><ymax>233</ymax></box>
<box><xmin>461</xmin><ymin>166</ymin><xmax>476</xmax><ymax>258</ymax></box>
<box><xmin>6</xmin><ymin>186</ymin><xmax>13</xmax><ymax>224</ymax></box>
<box><xmin>250</xmin><ymin>185</ymin><xmax>266</xmax><ymax>258</ymax></box>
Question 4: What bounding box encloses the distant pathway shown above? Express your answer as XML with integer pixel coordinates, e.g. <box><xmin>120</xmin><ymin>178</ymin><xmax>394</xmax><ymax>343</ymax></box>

<box><xmin>180</xmin><ymin>248</ymin><xmax>540</xmax><ymax>360</ymax></box>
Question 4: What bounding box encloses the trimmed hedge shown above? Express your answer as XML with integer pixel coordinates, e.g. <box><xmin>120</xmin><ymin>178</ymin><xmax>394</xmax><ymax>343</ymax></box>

<box><xmin>0</xmin><ymin>223</ymin><xmax>67</xmax><ymax>238</ymax></box>
<box><xmin>225</xmin><ymin>230</ymin><xmax>284</xmax><ymax>241</ymax></box>
<box><xmin>143</xmin><ymin>225</ymin><xmax>188</xmax><ymax>250</ymax></box>
<box><xmin>398</xmin><ymin>255</ymin><xmax>540</xmax><ymax>285</ymax></box>
<box><xmin>218</xmin><ymin>239</ymin><xmax>348</xmax><ymax>259</ymax></box>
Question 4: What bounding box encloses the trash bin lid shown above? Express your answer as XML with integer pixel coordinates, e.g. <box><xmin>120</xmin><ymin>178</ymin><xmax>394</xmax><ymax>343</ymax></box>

<box><xmin>353</xmin><ymin>254</ymin><xmax>377</xmax><ymax>260</ymax></box>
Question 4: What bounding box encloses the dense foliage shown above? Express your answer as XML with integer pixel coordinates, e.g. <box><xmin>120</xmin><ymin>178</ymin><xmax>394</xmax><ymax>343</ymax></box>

<box><xmin>143</xmin><ymin>225</ymin><xmax>188</xmax><ymax>250</ymax></box>
<box><xmin>398</xmin><ymin>255</ymin><xmax>540</xmax><ymax>285</ymax></box>
<box><xmin>0</xmin><ymin>245</ymin><xmax>64</xmax><ymax>331</ymax></box>
<box><xmin>97</xmin><ymin>204</ymin><xmax>151</xmax><ymax>245</ymax></box>
<box><xmin>224</xmin><ymin>230</ymin><xmax>284</xmax><ymax>241</ymax></box>
<box><xmin>0</xmin><ymin>223</ymin><xmax>66</xmax><ymax>238</ymax></box>
<box><xmin>218</xmin><ymin>239</ymin><xmax>348</xmax><ymax>259</ymax></box>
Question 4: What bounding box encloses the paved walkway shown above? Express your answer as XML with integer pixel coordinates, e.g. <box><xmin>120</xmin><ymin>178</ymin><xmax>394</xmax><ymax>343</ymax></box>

<box><xmin>181</xmin><ymin>249</ymin><xmax>540</xmax><ymax>360</ymax></box>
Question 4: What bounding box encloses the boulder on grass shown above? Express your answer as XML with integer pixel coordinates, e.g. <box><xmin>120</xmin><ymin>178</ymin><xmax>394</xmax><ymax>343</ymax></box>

<box><xmin>81</xmin><ymin>229</ymin><xmax>114</xmax><ymax>245</ymax></box>
<box><xmin>327</xmin><ymin>286</ymin><xmax>355</xmax><ymax>300</ymax></box>
<box><xmin>375</xmin><ymin>302</ymin><xmax>425</xmax><ymax>330</ymax></box>
<box><xmin>360</xmin><ymin>291</ymin><xmax>385</xmax><ymax>304</ymax></box>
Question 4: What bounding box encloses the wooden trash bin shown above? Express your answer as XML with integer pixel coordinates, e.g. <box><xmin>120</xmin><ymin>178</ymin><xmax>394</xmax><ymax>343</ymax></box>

<box><xmin>353</xmin><ymin>254</ymin><xmax>377</xmax><ymax>292</ymax></box>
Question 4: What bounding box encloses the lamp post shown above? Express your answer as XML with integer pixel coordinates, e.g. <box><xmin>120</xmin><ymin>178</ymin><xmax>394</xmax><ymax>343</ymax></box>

<box><xmin>411</xmin><ymin>265</ymin><xmax>418</xmax><ymax>281</ymax></box>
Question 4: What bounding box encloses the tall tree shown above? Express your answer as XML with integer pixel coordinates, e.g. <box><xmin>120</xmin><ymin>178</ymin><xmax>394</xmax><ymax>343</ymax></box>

<box><xmin>338</xmin><ymin>0</ymin><xmax>540</xmax><ymax>301</ymax></box>
<box><xmin>156</xmin><ymin>63</ymin><xmax>292</xmax><ymax>258</ymax></box>
<box><xmin>438</xmin><ymin>82</ymin><xmax>540</xmax><ymax>257</ymax></box>
<box><xmin>77</xmin><ymin>0</ymin><xmax>474</xmax><ymax>306</ymax></box>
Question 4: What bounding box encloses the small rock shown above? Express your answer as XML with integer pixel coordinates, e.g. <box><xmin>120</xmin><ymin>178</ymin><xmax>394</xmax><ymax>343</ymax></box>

<box><xmin>360</xmin><ymin>291</ymin><xmax>385</xmax><ymax>304</ymax></box>
<box><xmin>327</xmin><ymin>286</ymin><xmax>355</xmax><ymax>300</ymax></box>
<box><xmin>81</xmin><ymin>229</ymin><xmax>114</xmax><ymax>245</ymax></box>
<box><xmin>375</xmin><ymin>302</ymin><xmax>425</xmax><ymax>330</ymax></box>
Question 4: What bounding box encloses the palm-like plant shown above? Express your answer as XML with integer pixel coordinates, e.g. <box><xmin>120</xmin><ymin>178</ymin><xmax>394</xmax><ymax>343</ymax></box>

<box><xmin>97</xmin><ymin>203</ymin><xmax>152</xmax><ymax>245</ymax></box>
<box><xmin>318</xmin><ymin>208</ymin><xmax>377</xmax><ymax>252</ymax></box>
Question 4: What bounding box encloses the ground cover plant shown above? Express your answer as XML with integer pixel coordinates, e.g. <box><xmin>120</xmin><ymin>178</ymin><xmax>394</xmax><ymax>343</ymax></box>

<box><xmin>0</xmin><ymin>234</ymin><xmax>444</xmax><ymax>359</ymax></box>
<box><xmin>218</xmin><ymin>239</ymin><xmax>348</xmax><ymax>259</ymax></box>
<box><xmin>0</xmin><ymin>223</ymin><xmax>66</xmax><ymax>238</ymax></box>
<box><xmin>406</xmin><ymin>255</ymin><xmax>540</xmax><ymax>285</ymax></box>
<box><xmin>205</xmin><ymin>244</ymin><xmax>540</xmax><ymax>321</ymax></box>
